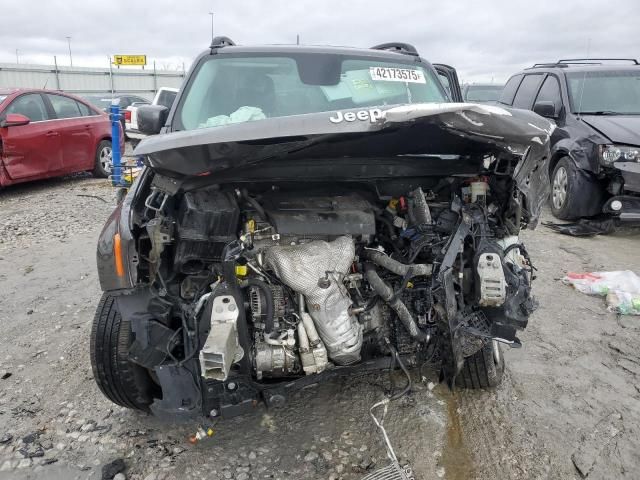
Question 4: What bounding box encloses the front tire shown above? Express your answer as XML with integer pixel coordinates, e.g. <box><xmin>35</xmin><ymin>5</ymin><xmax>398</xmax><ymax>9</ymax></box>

<box><xmin>90</xmin><ymin>294</ymin><xmax>154</xmax><ymax>412</ymax></box>
<box><xmin>551</xmin><ymin>157</ymin><xmax>603</xmax><ymax>220</ymax></box>
<box><xmin>456</xmin><ymin>341</ymin><xmax>504</xmax><ymax>389</ymax></box>
<box><xmin>92</xmin><ymin>140</ymin><xmax>112</xmax><ymax>178</ymax></box>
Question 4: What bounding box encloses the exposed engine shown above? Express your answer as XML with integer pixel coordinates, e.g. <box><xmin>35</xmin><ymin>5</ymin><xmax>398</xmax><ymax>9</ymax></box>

<box><xmin>133</xmin><ymin>172</ymin><xmax>536</xmax><ymax>398</ymax></box>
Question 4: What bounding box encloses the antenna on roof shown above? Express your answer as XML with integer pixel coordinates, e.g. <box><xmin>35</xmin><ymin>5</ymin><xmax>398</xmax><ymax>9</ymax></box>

<box><xmin>577</xmin><ymin>38</ymin><xmax>591</xmax><ymax>116</ymax></box>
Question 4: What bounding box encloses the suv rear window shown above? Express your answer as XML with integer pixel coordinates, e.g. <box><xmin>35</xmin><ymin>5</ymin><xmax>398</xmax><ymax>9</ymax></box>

<box><xmin>499</xmin><ymin>75</ymin><xmax>523</xmax><ymax>105</ymax></box>
<box><xmin>464</xmin><ymin>85</ymin><xmax>503</xmax><ymax>102</ymax></box>
<box><xmin>176</xmin><ymin>53</ymin><xmax>447</xmax><ymax>130</ymax></box>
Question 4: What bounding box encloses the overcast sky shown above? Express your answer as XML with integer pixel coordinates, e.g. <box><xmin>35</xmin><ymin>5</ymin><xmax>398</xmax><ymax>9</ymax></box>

<box><xmin>1</xmin><ymin>0</ymin><xmax>639</xmax><ymax>83</ymax></box>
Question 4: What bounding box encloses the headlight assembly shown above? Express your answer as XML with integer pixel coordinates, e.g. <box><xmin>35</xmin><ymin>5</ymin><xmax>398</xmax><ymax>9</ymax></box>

<box><xmin>600</xmin><ymin>144</ymin><xmax>640</xmax><ymax>165</ymax></box>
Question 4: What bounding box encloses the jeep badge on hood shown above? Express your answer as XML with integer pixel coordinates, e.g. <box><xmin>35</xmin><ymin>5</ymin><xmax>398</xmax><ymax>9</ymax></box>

<box><xmin>329</xmin><ymin>108</ymin><xmax>383</xmax><ymax>123</ymax></box>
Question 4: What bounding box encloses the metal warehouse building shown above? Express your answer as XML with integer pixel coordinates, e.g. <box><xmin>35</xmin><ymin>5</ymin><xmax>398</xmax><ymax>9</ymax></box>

<box><xmin>0</xmin><ymin>62</ymin><xmax>185</xmax><ymax>99</ymax></box>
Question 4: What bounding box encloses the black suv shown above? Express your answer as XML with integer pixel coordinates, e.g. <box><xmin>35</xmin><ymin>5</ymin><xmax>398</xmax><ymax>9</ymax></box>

<box><xmin>499</xmin><ymin>59</ymin><xmax>640</xmax><ymax>221</ymax></box>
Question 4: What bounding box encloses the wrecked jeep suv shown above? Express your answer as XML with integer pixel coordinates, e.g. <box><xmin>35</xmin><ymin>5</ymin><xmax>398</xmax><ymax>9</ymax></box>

<box><xmin>91</xmin><ymin>37</ymin><xmax>552</xmax><ymax>419</ymax></box>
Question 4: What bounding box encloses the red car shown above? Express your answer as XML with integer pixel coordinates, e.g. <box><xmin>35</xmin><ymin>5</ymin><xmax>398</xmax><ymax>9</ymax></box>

<box><xmin>0</xmin><ymin>88</ymin><xmax>124</xmax><ymax>188</ymax></box>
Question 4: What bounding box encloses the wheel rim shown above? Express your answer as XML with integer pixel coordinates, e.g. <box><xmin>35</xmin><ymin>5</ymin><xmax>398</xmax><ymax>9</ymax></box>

<box><xmin>552</xmin><ymin>166</ymin><xmax>568</xmax><ymax>210</ymax></box>
<box><xmin>100</xmin><ymin>146</ymin><xmax>113</xmax><ymax>174</ymax></box>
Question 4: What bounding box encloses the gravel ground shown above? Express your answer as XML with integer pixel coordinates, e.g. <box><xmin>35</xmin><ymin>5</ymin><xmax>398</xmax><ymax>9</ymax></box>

<box><xmin>0</xmin><ymin>172</ymin><xmax>639</xmax><ymax>480</ymax></box>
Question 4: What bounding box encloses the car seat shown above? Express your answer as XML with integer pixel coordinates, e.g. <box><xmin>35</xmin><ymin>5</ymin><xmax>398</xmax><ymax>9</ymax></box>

<box><xmin>234</xmin><ymin>74</ymin><xmax>276</xmax><ymax>116</ymax></box>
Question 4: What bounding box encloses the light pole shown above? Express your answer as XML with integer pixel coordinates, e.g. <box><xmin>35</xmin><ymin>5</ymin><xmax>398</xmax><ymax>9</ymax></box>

<box><xmin>15</xmin><ymin>49</ymin><xmax>19</xmax><ymax>64</ymax></box>
<box><xmin>66</xmin><ymin>36</ymin><xmax>73</xmax><ymax>67</ymax></box>
<box><xmin>209</xmin><ymin>12</ymin><xmax>214</xmax><ymax>42</ymax></box>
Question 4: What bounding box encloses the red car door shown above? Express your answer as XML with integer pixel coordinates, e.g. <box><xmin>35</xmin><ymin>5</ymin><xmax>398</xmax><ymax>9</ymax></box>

<box><xmin>45</xmin><ymin>93</ymin><xmax>94</xmax><ymax>171</ymax></box>
<box><xmin>0</xmin><ymin>92</ymin><xmax>62</xmax><ymax>181</ymax></box>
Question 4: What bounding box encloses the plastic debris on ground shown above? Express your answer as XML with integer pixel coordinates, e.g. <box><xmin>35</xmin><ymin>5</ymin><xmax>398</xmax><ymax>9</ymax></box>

<box><xmin>543</xmin><ymin>217</ymin><xmax>618</xmax><ymax>236</ymax></box>
<box><xmin>563</xmin><ymin>271</ymin><xmax>640</xmax><ymax>315</ymax></box>
<box><xmin>188</xmin><ymin>426</ymin><xmax>215</xmax><ymax>445</ymax></box>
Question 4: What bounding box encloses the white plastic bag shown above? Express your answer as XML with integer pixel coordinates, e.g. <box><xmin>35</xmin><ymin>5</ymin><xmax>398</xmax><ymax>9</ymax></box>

<box><xmin>563</xmin><ymin>271</ymin><xmax>640</xmax><ymax>315</ymax></box>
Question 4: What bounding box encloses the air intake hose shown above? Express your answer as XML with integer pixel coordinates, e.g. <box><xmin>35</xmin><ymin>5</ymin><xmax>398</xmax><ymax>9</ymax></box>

<box><xmin>364</xmin><ymin>249</ymin><xmax>432</xmax><ymax>277</ymax></box>
<box><xmin>364</xmin><ymin>263</ymin><xmax>429</xmax><ymax>343</ymax></box>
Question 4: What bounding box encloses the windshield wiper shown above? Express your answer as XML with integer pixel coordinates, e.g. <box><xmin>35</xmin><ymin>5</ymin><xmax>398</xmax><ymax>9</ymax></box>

<box><xmin>577</xmin><ymin>111</ymin><xmax>621</xmax><ymax>115</ymax></box>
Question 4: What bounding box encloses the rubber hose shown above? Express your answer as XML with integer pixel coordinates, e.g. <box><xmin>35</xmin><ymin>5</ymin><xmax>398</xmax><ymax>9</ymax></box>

<box><xmin>364</xmin><ymin>263</ymin><xmax>429</xmax><ymax>342</ymax></box>
<box><xmin>241</xmin><ymin>188</ymin><xmax>267</xmax><ymax>221</ymax></box>
<box><xmin>364</xmin><ymin>249</ymin><xmax>432</xmax><ymax>277</ymax></box>
<box><xmin>241</xmin><ymin>278</ymin><xmax>275</xmax><ymax>334</ymax></box>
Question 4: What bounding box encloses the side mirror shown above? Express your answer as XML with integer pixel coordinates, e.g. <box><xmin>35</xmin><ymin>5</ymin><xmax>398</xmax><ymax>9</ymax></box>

<box><xmin>0</xmin><ymin>113</ymin><xmax>31</xmax><ymax>127</ymax></box>
<box><xmin>533</xmin><ymin>101</ymin><xmax>559</xmax><ymax>119</ymax></box>
<box><xmin>137</xmin><ymin>105</ymin><xmax>169</xmax><ymax>135</ymax></box>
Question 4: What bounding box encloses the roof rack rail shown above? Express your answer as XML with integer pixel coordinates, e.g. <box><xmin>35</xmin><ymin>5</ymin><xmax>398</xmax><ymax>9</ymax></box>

<box><xmin>529</xmin><ymin>62</ymin><xmax>570</xmax><ymax>69</ymax></box>
<box><xmin>210</xmin><ymin>36</ymin><xmax>236</xmax><ymax>49</ymax></box>
<box><xmin>371</xmin><ymin>42</ymin><xmax>419</xmax><ymax>56</ymax></box>
<box><xmin>528</xmin><ymin>58</ymin><xmax>640</xmax><ymax>69</ymax></box>
<box><xmin>558</xmin><ymin>58</ymin><xmax>639</xmax><ymax>65</ymax></box>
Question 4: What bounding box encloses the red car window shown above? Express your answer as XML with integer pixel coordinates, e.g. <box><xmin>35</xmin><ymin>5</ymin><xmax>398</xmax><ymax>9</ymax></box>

<box><xmin>77</xmin><ymin>101</ymin><xmax>95</xmax><ymax>116</ymax></box>
<box><xmin>5</xmin><ymin>93</ymin><xmax>49</xmax><ymax>122</ymax></box>
<box><xmin>48</xmin><ymin>94</ymin><xmax>82</xmax><ymax>119</ymax></box>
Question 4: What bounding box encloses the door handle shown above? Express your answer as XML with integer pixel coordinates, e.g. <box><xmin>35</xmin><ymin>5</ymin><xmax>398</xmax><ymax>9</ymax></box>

<box><xmin>45</xmin><ymin>131</ymin><xmax>59</xmax><ymax>137</ymax></box>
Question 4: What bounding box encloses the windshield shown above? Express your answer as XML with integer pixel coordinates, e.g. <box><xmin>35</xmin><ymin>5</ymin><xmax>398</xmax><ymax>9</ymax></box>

<box><xmin>464</xmin><ymin>85</ymin><xmax>503</xmax><ymax>102</ymax></box>
<box><xmin>567</xmin><ymin>70</ymin><xmax>640</xmax><ymax>114</ymax></box>
<box><xmin>176</xmin><ymin>53</ymin><xmax>447</xmax><ymax>130</ymax></box>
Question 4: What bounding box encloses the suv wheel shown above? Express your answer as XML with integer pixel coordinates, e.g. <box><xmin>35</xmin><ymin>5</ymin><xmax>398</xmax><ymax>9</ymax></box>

<box><xmin>551</xmin><ymin>156</ymin><xmax>604</xmax><ymax>220</ymax></box>
<box><xmin>456</xmin><ymin>341</ymin><xmax>504</xmax><ymax>389</ymax></box>
<box><xmin>90</xmin><ymin>294</ymin><xmax>155</xmax><ymax>412</ymax></box>
<box><xmin>93</xmin><ymin>140</ymin><xmax>112</xmax><ymax>178</ymax></box>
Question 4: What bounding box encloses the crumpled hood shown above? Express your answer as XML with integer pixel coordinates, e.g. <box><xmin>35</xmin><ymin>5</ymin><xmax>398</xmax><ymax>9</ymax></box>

<box><xmin>581</xmin><ymin>115</ymin><xmax>640</xmax><ymax>146</ymax></box>
<box><xmin>136</xmin><ymin>102</ymin><xmax>553</xmax><ymax>173</ymax></box>
<box><xmin>135</xmin><ymin>102</ymin><xmax>554</xmax><ymax>227</ymax></box>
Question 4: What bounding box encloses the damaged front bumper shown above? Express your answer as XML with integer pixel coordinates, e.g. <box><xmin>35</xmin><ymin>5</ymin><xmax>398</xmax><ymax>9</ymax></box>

<box><xmin>603</xmin><ymin>195</ymin><xmax>640</xmax><ymax>222</ymax></box>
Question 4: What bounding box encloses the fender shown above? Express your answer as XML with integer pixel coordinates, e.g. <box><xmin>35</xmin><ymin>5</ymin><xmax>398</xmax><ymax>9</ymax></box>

<box><xmin>97</xmin><ymin>170</ymin><xmax>151</xmax><ymax>292</ymax></box>
<box><xmin>550</xmin><ymin>137</ymin><xmax>601</xmax><ymax>175</ymax></box>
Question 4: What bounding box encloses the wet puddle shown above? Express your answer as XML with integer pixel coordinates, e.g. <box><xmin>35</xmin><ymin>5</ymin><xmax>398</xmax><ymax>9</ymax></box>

<box><xmin>441</xmin><ymin>391</ymin><xmax>475</xmax><ymax>480</ymax></box>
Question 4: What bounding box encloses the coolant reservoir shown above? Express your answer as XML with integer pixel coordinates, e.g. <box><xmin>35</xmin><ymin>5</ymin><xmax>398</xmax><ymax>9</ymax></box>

<box><xmin>471</xmin><ymin>181</ymin><xmax>489</xmax><ymax>203</ymax></box>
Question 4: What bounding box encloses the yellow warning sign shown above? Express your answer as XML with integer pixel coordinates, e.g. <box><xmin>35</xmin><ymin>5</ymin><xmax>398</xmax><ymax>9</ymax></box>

<box><xmin>112</xmin><ymin>55</ymin><xmax>147</xmax><ymax>66</ymax></box>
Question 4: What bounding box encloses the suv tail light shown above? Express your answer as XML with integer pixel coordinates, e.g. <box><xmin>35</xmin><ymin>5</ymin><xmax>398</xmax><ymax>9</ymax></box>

<box><xmin>124</xmin><ymin>110</ymin><xmax>131</xmax><ymax>122</ymax></box>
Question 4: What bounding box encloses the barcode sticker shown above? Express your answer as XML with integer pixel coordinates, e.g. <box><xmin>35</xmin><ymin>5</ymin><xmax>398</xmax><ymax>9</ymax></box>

<box><xmin>369</xmin><ymin>67</ymin><xmax>426</xmax><ymax>83</ymax></box>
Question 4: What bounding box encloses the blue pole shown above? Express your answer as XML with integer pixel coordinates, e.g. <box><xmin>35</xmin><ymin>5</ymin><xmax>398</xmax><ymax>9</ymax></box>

<box><xmin>110</xmin><ymin>104</ymin><xmax>122</xmax><ymax>186</ymax></box>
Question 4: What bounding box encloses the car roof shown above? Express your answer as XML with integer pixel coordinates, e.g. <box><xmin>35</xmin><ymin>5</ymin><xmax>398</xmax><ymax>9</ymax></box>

<box><xmin>0</xmin><ymin>87</ymin><xmax>21</xmax><ymax>95</ymax></box>
<box><xmin>523</xmin><ymin>60</ymin><xmax>640</xmax><ymax>75</ymax></box>
<box><xmin>0</xmin><ymin>88</ymin><xmax>93</xmax><ymax>100</ymax></box>
<box><xmin>0</xmin><ymin>89</ymin><xmax>106</xmax><ymax>114</ymax></box>
<box><xmin>211</xmin><ymin>43</ymin><xmax>426</xmax><ymax>62</ymax></box>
